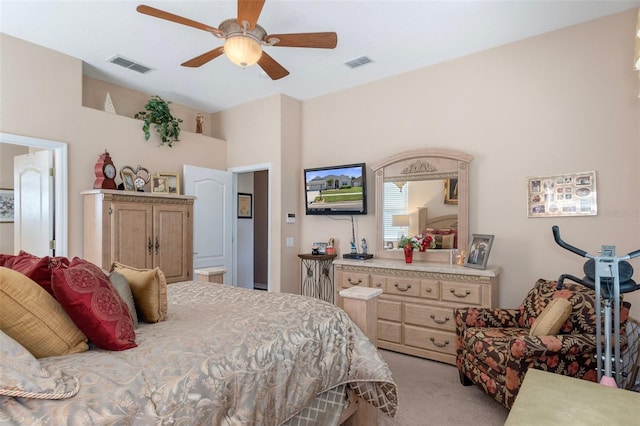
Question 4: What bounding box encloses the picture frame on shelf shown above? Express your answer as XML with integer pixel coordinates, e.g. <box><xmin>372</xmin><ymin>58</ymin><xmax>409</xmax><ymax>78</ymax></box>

<box><xmin>444</xmin><ymin>178</ymin><xmax>458</xmax><ymax>205</ymax></box>
<box><xmin>157</xmin><ymin>172</ymin><xmax>180</xmax><ymax>195</ymax></box>
<box><xmin>151</xmin><ymin>176</ymin><xmax>169</xmax><ymax>194</ymax></box>
<box><xmin>238</xmin><ymin>193</ymin><xmax>253</xmax><ymax>219</ymax></box>
<box><xmin>0</xmin><ymin>188</ymin><xmax>15</xmax><ymax>223</ymax></box>
<box><xmin>120</xmin><ymin>169</ymin><xmax>136</xmax><ymax>191</ymax></box>
<box><xmin>463</xmin><ymin>234</ymin><xmax>494</xmax><ymax>270</ymax></box>
<box><xmin>312</xmin><ymin>242</ymin><xmax>328</xmax><ymax>254</ymax></box>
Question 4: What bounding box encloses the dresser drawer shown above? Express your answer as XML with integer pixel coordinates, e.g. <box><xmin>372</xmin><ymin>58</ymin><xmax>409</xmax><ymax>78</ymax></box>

<box><xmin>371</xmin><ymin>274</ymin><xmax>386</xmax><ymax>290</ymax></box>
<box><xmin>420</xmin><ymin>279</ymin><xmax>439</xmax><ymax>300</ymax></box>
<box><xmin>385</xmin><ymin>277</ymin><xmax>421</xmax><ymax>297</ymax></box>
<box><xmin>341</xmin><ymin>272</ymin><xmax>369</xmax><ymax>288</ymax></box>
<box><xmin>404</xmin><ymin>303</ymin><xmax>455</xmax><ymax>331</ymax></box>
<box><xmin>440</xmin><ymin>281</ymin><xmax>482</xmax><ymax>305</ymax></box>
<box><xmin>378</xmin><ymin>320</ymin><xmax>402</xmax><ymax>344</ymax></box>
<box><xmin>404</xmin><ymin>325</ymin><xmax>456</xmax><ymax>355</ymax></box>
<box><xmin>378</xmin><ymin>299</ymin><xmax>402</xmax><ymax>322</ymax></box>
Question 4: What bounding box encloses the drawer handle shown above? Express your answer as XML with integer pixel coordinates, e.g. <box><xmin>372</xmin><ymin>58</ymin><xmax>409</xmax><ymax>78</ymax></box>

<box><xmin>429</xmin><ymin>337</ymin><xmax>450</xmax><ymax>348</ymax></box>
<box><xmin>347</xmin><ymin>278</ymin><xmax>362</xmax><ymax>286</ymax></box>
<box><xmin>429</xmin><ymin>314</ymin><xmax>450</xmax><ymax>324</ymax></box>
<box><xmin>424</xmin><ymin>288</ymin><xmax>432</xmax><ymax>293</ymax></box>
<box><xmin>375</xmin><ymin>282</ymin><xmax>383</xmax><ymax>288</ymax></box>
<box><xmin>449</xmin><ymin>288</ymin><xmax>471</xmax><ymax>298</ymax></box>
<box><xmin>394</xmin><ymin>283</ymin><xmax>411</xmax><ymax>292</ymax></box>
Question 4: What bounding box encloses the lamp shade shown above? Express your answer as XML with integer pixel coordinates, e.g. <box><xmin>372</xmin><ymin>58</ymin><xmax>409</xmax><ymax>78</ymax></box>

<box><xmin>225</xmin><ymin>36</ymin><xmax>262</xmax><ymax>67</ymax></box>
<box><xmin>391</xmin><ymin>214</ymin><xmax>409</xmax><ymax>227</ymax></box>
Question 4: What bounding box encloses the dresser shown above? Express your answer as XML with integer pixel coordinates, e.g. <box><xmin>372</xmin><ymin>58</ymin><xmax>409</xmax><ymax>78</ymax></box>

<box><xmin>334</xmin><ymin>258</ymin><xmax>501</xmax><ymax>365</ymax></box>
<box><xmin>82</xmin><ymin>190</ymin><xmax>194</xmax><ymax>283</ymax></box>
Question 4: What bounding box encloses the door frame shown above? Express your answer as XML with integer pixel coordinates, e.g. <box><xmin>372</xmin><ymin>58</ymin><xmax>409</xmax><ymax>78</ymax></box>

<box><xmin>0</xmin><ymin>133</ymin><xmax>68</xmax><ymax>256</ymax></box>
<box><xmin>229</xmin><ymin>163</ymin><xmax>271</xmax><ymax>291</ymax></box>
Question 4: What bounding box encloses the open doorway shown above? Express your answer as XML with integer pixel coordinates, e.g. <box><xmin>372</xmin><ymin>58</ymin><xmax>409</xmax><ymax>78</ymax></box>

<box><xmin>0</xmin><ymin>133</ymin><xmax>68</xmax><ymax>256</ymax></box>
<box><xmin>232</xmin><ymin>165</ymin><xmax>270</xmax><ymax>291</ymax></box>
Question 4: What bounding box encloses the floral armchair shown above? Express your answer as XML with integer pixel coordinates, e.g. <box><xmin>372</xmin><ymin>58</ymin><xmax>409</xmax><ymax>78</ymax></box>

<box><xmin>455</xmin><ymin>278</ymin><xmax>631</xmax><ymax>409</ymax></box>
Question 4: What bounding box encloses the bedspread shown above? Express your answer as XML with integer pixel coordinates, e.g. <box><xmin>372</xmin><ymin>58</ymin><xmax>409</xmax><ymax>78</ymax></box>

<box><xmin>1</xmin><ymin>281</ymin><xmax>397</xmax><ymax>425</ymax></box>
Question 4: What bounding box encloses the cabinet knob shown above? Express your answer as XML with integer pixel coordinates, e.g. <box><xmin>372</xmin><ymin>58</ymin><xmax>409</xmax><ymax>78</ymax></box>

<box><xmin>394</xmin><ymin>283</ymin><xmax>411</xmax><ymax>292</ymax></box>
<box><xmin>429</xmin><ymin>314</ymin><xmax>450</xmax><ymax>324</ymax></box>
<box><xmin>375</xmin><ymin>282</ymin><xmax>382</xmax><ymax>287</ymax></box>
<box><xmin>347</xmin><ymin>277</ymin><xmax>362</xmax><ymax>286</ymax></box>
<box><xmin>424</xmin><ymin>287</ymin><xmax>432</xmax><ymax>293</ymax></box>
<box><xmin>429</xmin><ymin>337</ymin><xmax>450</xmax><ymax>348</ymax></box>
<box><xmin>449</xmin><ymin>288</ymin><xmax>471</xmax><ymax>298</ymax></box>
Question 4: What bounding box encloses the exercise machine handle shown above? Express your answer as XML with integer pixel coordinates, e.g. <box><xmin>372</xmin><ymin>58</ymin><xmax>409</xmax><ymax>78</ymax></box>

<box><xmin>552</xmin><ymin>225</ymin><xmax>587</xmax><ymax>258</ymax></box>
<box><xmin>629</xmin><ymin>249</ymin><xmax>640</xmax><ymax>259</ymax></box>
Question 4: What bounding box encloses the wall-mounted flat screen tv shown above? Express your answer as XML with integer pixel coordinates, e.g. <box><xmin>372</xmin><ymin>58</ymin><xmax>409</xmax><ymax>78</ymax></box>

<box><xmin>304</xmin><ymin>163</ymin><xmax>367</xmax><ymax>215</ymax></box>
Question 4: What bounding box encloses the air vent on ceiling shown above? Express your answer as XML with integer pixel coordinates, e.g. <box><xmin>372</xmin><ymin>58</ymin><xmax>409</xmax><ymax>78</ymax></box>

<box><xmin>345</xmin><ymin>56</ymin><xmax>373</xmax><ymax>69</ymax></box>
<box><xmin>108</xmin><ymin>55</ymin><xmax>154</xmax><ymax>74</ymax></box>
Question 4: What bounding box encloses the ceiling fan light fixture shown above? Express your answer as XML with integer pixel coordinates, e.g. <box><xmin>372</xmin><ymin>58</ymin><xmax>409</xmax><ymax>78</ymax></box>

<box><xmin>225</xmin><ymin>36</ymin><xmax>262</xmax><ymax>68</ymax></box>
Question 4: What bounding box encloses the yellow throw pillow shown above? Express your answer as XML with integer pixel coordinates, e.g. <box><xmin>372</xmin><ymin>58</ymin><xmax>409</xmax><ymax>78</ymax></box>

<box><xmin>0</xmin><ymin>267</ymin><xmax>88</xmax><ymax>358</ymax></box>
<box><xmin>529</xmin><ymin>298</ymin><xmax>572</xmax><ymax>336</ymax></box>
<box><xmin>111</xmin><ymin>262</ymin><xmax>167</xmax><ymax>323</ymax></box>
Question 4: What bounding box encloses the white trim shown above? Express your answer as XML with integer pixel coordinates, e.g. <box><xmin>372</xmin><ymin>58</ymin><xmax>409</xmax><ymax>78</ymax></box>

<box><xmin>229</xmin><ymin>163</ymin><xmax>271</xmax><ymax>291</ymax></box>
<box><xmin>0</xmin><ymin>133</ymin><xmax>68</xmax><ymax>256</ymax></box>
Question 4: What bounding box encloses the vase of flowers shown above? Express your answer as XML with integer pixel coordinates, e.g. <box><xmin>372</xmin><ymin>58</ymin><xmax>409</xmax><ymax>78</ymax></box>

<box><xmin>398</xmin><ymin>234</ymin><xmax>436</xmax><ymax>263</ymax></box>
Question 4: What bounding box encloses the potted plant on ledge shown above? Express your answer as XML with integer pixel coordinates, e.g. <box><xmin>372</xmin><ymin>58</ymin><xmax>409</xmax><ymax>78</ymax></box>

<box><xmin>134</xmin><ymin>95</ymin><xmax>183</xmax><ymax>147</ymax></box>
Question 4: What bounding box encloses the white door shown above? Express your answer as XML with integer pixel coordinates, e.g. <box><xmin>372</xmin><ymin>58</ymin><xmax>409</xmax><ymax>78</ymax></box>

<box><xmin>14</xmin><ymin>150</ymin><xmax>53</xmax><ymax>256</ymax></box>
<box><xmin>183</xmin><ymin>165</ymin><xmax>233</xmax><ymax>284</ymax></box>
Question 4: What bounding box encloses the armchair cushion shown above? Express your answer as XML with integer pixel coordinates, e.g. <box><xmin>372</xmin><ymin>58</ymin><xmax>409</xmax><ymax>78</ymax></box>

<box><xmin>529</xmin><ymin>298</ymin><xmax>572</xmax><ymax>336</ymax></box>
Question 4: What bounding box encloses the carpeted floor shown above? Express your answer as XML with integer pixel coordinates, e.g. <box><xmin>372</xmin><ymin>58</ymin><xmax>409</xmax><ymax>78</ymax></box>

<box><xmin>378</xmin><ymin>349</ymin><xmax>509</xmax><ymax>425</ymax></box>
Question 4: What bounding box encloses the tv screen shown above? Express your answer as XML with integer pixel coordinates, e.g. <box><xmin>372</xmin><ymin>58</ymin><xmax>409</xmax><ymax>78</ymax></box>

<box><xmin>304</xmin><ymin>163</ymin><xmax>367</xmax><ymax>215</ymax></box>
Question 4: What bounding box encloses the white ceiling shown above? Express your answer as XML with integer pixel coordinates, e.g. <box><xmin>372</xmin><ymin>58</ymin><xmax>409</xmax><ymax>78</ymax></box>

<box><xmin>2</xmin><ymin>1</ymin><xmax>639</xmax><ymax>113</ymax></box>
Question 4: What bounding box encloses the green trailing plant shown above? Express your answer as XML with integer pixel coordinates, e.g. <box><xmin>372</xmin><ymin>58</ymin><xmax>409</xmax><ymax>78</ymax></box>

<box><xmin>134</xmin><ymin>95</ymin><xmax>183</xmax><ymax>147</ymax></box>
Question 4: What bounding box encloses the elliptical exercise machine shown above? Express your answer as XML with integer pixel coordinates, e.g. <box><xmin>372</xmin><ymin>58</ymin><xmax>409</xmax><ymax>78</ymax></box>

<box><xmin>552</xmin><ymin>225</ymin><xmax>640</xmax><ymax>386</ymax></box>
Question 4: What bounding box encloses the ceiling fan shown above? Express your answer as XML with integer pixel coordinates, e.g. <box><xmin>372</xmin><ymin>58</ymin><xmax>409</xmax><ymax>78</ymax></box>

<box><xmin>136</xmin><ymin>1</ymin><xmax>338</xmax><ymax>80</ymax></box>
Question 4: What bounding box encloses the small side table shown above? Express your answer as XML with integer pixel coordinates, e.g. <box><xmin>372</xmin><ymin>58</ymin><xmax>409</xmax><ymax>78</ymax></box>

<box><xmin>298</xmin><ymin>253</ymin><xmax>337</xmax><ymax>303</ymax></box>
<box><xmin>194</xmin><ymin>266</ymin><xmax>226</xmax><ymax>284</ymax></box>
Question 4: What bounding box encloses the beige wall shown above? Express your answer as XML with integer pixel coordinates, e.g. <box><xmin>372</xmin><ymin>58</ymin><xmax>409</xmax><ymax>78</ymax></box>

<box><xmin>211</xmin><ymin>94</ymin><xmax>302</xmax><ymax>294</ymax></box>
<box><xmin>0</xmin><ymin>34</ymin><xmax>227</xmax><ymax>259</ymax></box>
<box><xmin>301</xmin><ymin>10</ymin><xmax>640</xmax><ymax>307</ymax></box>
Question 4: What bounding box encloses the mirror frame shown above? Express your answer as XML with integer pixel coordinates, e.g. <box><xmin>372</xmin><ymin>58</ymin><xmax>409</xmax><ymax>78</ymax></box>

<box><xmin>372</xmin><ymin>148</ymin><xmax>473</xmax><ymax>263</ymax></box>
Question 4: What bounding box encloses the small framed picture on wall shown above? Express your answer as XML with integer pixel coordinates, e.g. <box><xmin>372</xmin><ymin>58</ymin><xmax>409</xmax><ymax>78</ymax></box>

<box><xmin>238</xmin><ymin>193</ymin><xmax>253</xmax><ymax>219</ymax></box>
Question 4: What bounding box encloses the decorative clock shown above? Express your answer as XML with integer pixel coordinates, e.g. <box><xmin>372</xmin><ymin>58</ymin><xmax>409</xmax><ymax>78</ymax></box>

<box><xmin>120</xmin><ymin>165</ymin><xmax>150</xmax><ymax>192</ymax></box>
<box><xmin>93</xmin><ymin>151</ymin><xmax>117</xmax><ymax>190</ymax></box>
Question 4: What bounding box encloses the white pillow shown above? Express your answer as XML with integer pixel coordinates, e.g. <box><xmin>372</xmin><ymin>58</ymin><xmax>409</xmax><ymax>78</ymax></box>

<box><xmin>0</xmin><ymin>331</ymin><xmax>79</xmax><ymax>399</ymax></box>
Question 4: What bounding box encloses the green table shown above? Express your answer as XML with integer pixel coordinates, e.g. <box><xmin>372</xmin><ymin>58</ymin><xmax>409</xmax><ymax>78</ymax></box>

<box><xmin>505</xmin><ymin>369</ymin><xmax>640</xmax><ymax>425</ymax></box>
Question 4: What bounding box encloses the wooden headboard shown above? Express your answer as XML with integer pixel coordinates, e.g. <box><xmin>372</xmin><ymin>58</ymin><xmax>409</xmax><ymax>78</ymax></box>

<box><xmin>424</xmin><ymin>214</ymin><xmax>458</xmax><ymax>230</ymax></box>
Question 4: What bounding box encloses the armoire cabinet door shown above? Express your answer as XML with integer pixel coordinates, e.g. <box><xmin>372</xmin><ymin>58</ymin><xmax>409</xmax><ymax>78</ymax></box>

<box><xmin>153</xmin><ymin>204</ymin><xmax>191</xmax><ymax>282</ymax></box>
<box><xmin>111</xmin><ymin>202</ymin><xmax>153</xmax><ymax>269</ymax></box>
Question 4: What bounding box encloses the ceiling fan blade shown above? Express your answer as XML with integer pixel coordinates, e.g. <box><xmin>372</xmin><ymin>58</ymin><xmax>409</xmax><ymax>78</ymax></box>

<box><xmin>237</xmin><ymin>0</ymin><xmax>265</xmax><ymax>29</ymax></box>
<box><xmin>257</xmin><ymin>52</ymin><xmax>289</xmax><ymax>80</ymax></box>
<box><xmin>181</xmin><ymin>47</ymin><xmax>225</xmax><ymax>67</ymax></box>
<box><xmin>137</xmin><ymin>5</ymin><xmax>222</xmax><ymax>36</ymax></box>
<box><xmin>266</xmin><ymin>32</ymin><xmax>338</xmax><ymax>49</ymax></box>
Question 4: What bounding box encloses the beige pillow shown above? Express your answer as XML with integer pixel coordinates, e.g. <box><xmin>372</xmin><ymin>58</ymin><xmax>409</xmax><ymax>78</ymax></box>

<box><xmin>111</xmin><ymin>262</ymin><xmax>167</xmax><ymax>323</ymax></box>
<box><xmin>0</xmin><ymin>267</ymin><xmax>88</xmax><ymax>358</ymax></box>
<box><xmin>529</xmin><ymin>298</ymin><xmax>572</xmax><ymax>336</ymax></box>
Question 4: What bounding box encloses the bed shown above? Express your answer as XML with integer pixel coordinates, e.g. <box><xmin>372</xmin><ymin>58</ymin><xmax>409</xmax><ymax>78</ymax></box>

<box><xmin>0</xmin><ymin>256</ymin><xmax>398</xmax><ymax>425</ymax></box>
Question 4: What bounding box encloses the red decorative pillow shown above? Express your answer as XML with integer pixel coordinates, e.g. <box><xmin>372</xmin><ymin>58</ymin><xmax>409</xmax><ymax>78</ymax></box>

<box><xmin>0</xmin><ymin>254</ymin><xmax>16</xmax><ymax>268</ymax></box>
<box><xmin>8</xmin><ymin>251</ymin><xmax>70</xmax><ymax>296</ymax></box>
<box><xmin>51</xmin><ymin>258</ymin><xmax>136</xmax><ymax>351</ymax></box>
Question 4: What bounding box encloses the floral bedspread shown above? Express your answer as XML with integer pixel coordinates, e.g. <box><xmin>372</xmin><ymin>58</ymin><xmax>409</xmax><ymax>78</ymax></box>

<box><xmin>1</xmin><ymin>282</ymin><xmax>397</xmax><ymax>425</ymax></box>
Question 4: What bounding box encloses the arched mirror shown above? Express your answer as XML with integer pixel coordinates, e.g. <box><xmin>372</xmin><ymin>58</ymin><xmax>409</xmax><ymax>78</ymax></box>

<box><xmin>372</xmin><ymin>148</ymin><xmax>473</xmax><ymax>263</ymax></box>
